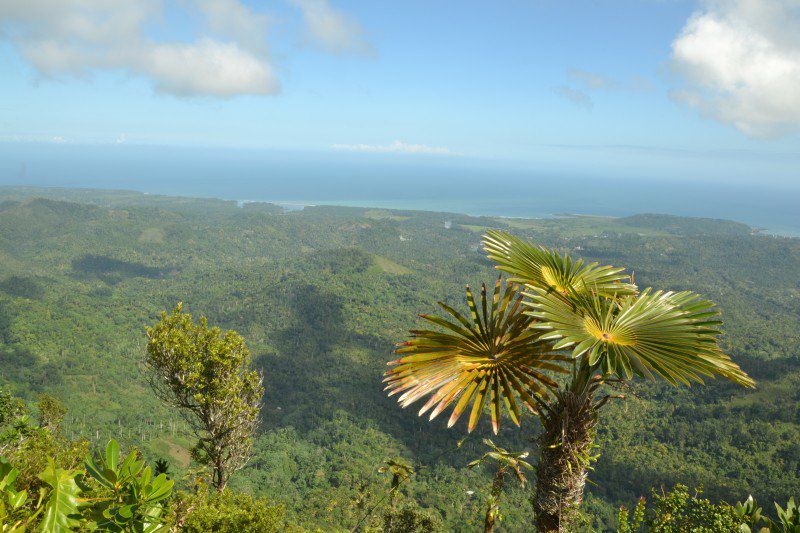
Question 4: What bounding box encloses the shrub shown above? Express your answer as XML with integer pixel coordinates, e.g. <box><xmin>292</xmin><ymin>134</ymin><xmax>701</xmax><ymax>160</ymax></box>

<box><xmin>167</xmin><ymin>483</ymin><xmax>297</xmax><ymax>533</ymax></box>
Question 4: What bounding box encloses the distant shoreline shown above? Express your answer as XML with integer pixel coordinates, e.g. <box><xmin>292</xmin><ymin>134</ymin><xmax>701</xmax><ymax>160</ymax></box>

<box><xmin>240</xmin><ymin>198</ymin><xmax>622</xmax><ymax>223</ymax></box>
<box><xmin>1</xmin><ymin>184</ymin><xmax>798</xmax><ymax>238</ymax></box>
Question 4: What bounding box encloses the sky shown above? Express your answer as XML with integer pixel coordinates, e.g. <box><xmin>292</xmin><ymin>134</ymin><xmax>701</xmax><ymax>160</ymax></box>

<box><xmin>0</xmin><ymin>0</ymin><xmax>799</xmax><ymax>187</ymax></box>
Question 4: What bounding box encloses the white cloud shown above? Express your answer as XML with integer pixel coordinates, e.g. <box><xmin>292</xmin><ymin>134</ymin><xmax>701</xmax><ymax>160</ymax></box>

<box><xmin>289</xmin><ymin>0</ymin><xmax>371</xmax><ymax>54</ymax></box>
<box><xmin>0</xmin><ymin>0</ymin><xmax>279</xmax><ymax>97</ymax></box>
<box><xmin>331</xmin><ymin>140</ymin><xmax>452</xmax><ymax>155</ymax></box>
<box><xmin>147</xmin><ymin>39</ymin><xmax>278</xmax><ymax>97</ymax></box>
<box><xmin>671</xmin><ymin>0</ymin><xmax>800</xmax><ymax>138</ymax></box>
<box><xmin>556</xmin><ymin>70</ymin><xmax>653</xmax><ymax>109</ymax></box>
<box><xmin>194</xmin><ymin>0</ymin><xmax>271</xmax><ymax>54</ymax></box>
<box><xmin>553</xmin><ymin>86</ymin><xmax>593</xmax><ymax>109</ymax></box>
<box><xmin>567</xmin><ymin>69</ymin><xmax>654</xmax><ymax>93</ymax></box>
<box><xmin>568</xmin><ymin>69</ymin><xmax>618</xmax><ymax>90</ymax></box>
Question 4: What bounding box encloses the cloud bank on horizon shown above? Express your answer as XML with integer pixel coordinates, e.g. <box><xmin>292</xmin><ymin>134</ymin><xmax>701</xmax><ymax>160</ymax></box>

<box><xmin>0</xmin><ymin>0</ymin><xmax>367</xmax><ymax>97</ymax></box>
<box><xmin>331</xmin><ymin>141</ymin><xmax>452</xmax><ymax>155</ymax></box>
<box><xmin>670</xmin><ymin>0</ymin><xmax>800</xmax><ymax>138</ymax></box>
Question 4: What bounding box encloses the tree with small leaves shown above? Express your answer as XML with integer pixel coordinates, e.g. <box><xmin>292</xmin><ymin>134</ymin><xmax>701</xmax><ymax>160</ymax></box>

<box><xmin>36</xmin><ymin>394</ymin><xmax>66</xmax><ymax>434</ymax></box>
<box><xmin>145</xmin><ymin>304</ymin><xmax>263</xmax><ymax>491</ymax></box>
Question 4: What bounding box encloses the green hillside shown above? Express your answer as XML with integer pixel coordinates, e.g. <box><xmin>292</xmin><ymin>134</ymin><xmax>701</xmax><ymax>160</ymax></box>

<box><xmin>0</xmin><ymin>187</ymin><xmax>798</xmax><ymax>530</ymax></box>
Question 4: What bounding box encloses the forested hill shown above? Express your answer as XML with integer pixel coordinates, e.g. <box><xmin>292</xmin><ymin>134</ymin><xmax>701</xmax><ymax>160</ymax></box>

<box><xmin>0</xmin><ymin>187</ymin><xmax>798</xmax><ymax>530</ymax></box>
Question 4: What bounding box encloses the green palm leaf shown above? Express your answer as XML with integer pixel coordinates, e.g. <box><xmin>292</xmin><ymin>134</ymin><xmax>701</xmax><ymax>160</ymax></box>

<box><xmin>384</xmin><ymin>278</ymin><xmax>569</xmax><ymax>434</ymax></box>
<box><xmin>525</xmin><ymin>288</ymin><xmax>755</xmax><ymax>388</ymax></box>
<box><xmin>482</xmin><ymin>230</ymin><xmax>637</xmax><ymax>297</ymax></box>
<box><xmin>467</xmin><ymin>439</ymin><xmax>533</xmax><ymax>486</ymax></box>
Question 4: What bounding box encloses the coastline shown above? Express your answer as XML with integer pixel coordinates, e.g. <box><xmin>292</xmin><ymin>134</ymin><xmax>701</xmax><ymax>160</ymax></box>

<box><xmin>1</xmin><ymin>184</ymin><xmax>798</xmax><ymax>238</ymax></box>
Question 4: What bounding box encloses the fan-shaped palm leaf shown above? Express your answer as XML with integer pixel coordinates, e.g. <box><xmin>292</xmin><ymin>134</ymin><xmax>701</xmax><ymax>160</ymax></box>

<box><xmin>384</xmin><ymin>278</ymin><xmax>569</xmax><ymax>434</ymax></box>
<box><xmin>525</xmin><ymin>288</ymin><xmax>755</xmax><ymax>387</ymax></box>
<box><xmin>482</xmin><ymin>230</ymin><xmax>637</xmax><ymax>298</ymax></box>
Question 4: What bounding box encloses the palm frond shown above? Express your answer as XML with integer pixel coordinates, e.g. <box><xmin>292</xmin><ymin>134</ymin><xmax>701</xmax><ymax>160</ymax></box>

<box><xmin>482</xmin><ymin>230</ymin><xmax>637</xmax><ymax>298</ymax></box>
<box><xmin>384</xmin><ymin>278</ymin><xmax>570</xmax><ymax>434</ymax></box>
<box><xmin>467</xmin><ymin>439</ymin><xmax>533</xmax><ymax>485</ymax></box>
<box><xmin>525</xmin><ymin>288</ymin><xmax>755</xmax><ymax>388</ymax></box>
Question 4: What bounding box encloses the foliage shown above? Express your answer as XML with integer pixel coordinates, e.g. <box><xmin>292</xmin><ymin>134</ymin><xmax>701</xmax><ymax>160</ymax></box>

<box><xmin>81</xmin><ymin>439</ymin><xmax>174</xmax><ymax>531</ymax></box>
<box><xmin>384</xmin><ymin>277</ymin><xmax>569</xmax><ymax>434</ymax></box>
<box><xmin>619</xmin><ymin>485</ymin><xmax>739</xmax><ymax>532</ymax></box>
<box><xmin>0</xmin><ymin>457</ymin><xmax>34</xmax><ymax>532</ymax></box>
<box><xmin>378</xmin><ymin>458</ymin><xmax>414</xmax><ymax>506</ymax></box>
<box><xmin>145</xmin><ymin>305</ymin><xmax>263</xmax><ymax>491</ymax></box>
<box><xmin>618</xmin><ymin>486</ymin><xmax>800</xmax><ymax>533</ymax></box>
<box><xmin>153</xmin><ymin>459</ymin><xmax>170</xmax><ymax>478</ymax></box>
<box><xmin>484</xmin><ymin>230</ymin><xmax>753</xmax><ymax>388</ymax></box>
<box><xmin>466</xmin><ymin>439</ymin><xmax>532</xmax><ymax>532</ymax></box>
<box><xmin>37</xmin><ymin>459</ymin><xmax>82</xmax><ymax>532</ymax></box>
<box><xmin>617</xmin><ymin>498</ymin><xmax>645</xmax><ymax>533</ymax></box>
<box><xmin>772</xmin><ymin>497</ymin><xmax>800</xmax><ymax>532</ymax></box>
<box><xmin>386</xmin><ymin>229</ymin><xmax>755</xmax><ymax>530</ymax></box>
<box><xmin>0</xmin><ymin>391</ymin><xmax>174</xmax><ymax>533</ymax></box>
<box><xmin>35</xmin><ymin>395</ymin><xmax>66</xmax><ymax>434</ymax></box>
<box><xmin>381</xmin><ymin>502</ymin><xmax>443</xmax><ymax>533</ymax></box>
<box><xmin>0</xmin><ymin>188</ymin><xmax>798</xmax><ymax>530</ymax></box>
<box><xmin>735</xmin><ymin>495</ymin><xmax>766</xmax><ymax>533</ymax></box>
<box><xmin>0</xmin><ymin>389</ymin><xmax>87</xmax><ymax>499</ymax></box>
<box><xmin>166</xmin><ymin>482</ymin><xmax>295</xmax><ymax>533</ymax></box>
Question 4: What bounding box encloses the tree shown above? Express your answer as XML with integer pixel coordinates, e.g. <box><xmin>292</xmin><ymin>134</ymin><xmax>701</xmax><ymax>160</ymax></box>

<box><xmin>378</xmin><ymin>458</ymin><xmax>415</xmax><ymax>531</ymax></box>
<box><xmin>36</xmin><ymin>394</ymin><xmax>66</xmax><ymax>434</ymax></box>
<box><xmin>384</xmin><ymin>231</ymin><xmax>754</xmax><ymax>532</ymax></box>
<box><xmin>467</xmin><ymin>439</ymin><xmax>532</xmax><ymax>533</ymax></box>
<box><xmin>145</xmin><ymin>304</ymin><xmax>263</xmax><ymax>491</ymax></box>
<box><xmin>378</xmin><ymin>459</ymin><xmax>414</xmax><ymax>509</ymax></box>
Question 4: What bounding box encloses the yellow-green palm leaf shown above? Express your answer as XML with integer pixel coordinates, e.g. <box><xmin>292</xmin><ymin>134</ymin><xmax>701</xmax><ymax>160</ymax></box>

<box><xmin>525</xmin><ymin>288</ymin><xmax>755</xmax><ymax>388</ymax></box>
<box><xmin>482</xmin><ymin>230</ymin><xmax>637</xmax><ymax>297</ymax></box>
<box><xmin>384</xmin><ymin>278</ymin><xmax>569</xmax><ymax>434</ymax></box>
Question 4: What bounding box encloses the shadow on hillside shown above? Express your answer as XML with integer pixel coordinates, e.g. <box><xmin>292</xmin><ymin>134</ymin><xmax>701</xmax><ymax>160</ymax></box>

<box><xmin>252</xmin><ymin>280</ymin><xmax>477</xmax><ymax>463</ymax></box>
<box><xmin>0</xmin><ymin>275</ymin><xmax>45</xmax><ymax>299</ymax></box>
<box><xmin>71</xmin><ymin>254</ymin><xmax>169</xmax><ymax>284</ymax></box>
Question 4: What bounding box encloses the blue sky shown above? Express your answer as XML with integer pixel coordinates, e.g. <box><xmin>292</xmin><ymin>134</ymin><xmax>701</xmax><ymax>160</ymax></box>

<box><xmin>1</xmin><ymin>0</ymin><xmax>799</xmax><ymax>186</ymax></box>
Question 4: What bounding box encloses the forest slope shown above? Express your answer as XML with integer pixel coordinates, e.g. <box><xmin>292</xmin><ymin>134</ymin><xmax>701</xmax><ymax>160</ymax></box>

<box><xmin>0</xmin><ymin>187</ymin><xmax>797</xmax><ymax>530</ymax></box>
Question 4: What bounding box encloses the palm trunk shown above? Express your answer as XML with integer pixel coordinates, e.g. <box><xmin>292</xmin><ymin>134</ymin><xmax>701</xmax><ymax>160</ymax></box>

<box><xmin>533</xmin><ymin>381</ymin><xmax>599</xmax><ymax>532</ymax></box>
<box><xmin>484</xmin><ymin>467</ymin><xmax>505</xmax><ymax>533</ymax></box>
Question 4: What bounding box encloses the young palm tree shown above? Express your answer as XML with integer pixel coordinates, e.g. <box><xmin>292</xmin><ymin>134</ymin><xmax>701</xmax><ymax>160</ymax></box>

<box><xmin>384</xmin><ymin>230</ymin><xmax>754</xmax><ymax>532</ymax></box>
<box><xmin>378</xmin><ymin>458</ymin><xmax>415</xmax><ymax>509</ymax></box>
<box><xmin>378</xmin><ymin>458</ymin><xmax>415</xmax><ymax>532</ymax></box>
<box><xmin>467</xmin><ymin>439</ymin><xmax>533</xmax><ymax>533</ymax></box>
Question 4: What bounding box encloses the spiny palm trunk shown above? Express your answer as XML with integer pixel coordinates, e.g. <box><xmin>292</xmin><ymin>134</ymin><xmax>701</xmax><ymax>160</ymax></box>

<box><xmin>533</xmin><ymin>384</ymin><xmax>599</xmax><ymax>532</ymax></box>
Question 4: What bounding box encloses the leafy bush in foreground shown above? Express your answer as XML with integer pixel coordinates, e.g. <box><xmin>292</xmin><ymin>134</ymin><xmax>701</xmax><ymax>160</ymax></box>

<box><xmin>618</xmin><ymin>486</ymin><xmax>800</xmax><ymax>533</ymax></box>
<box><xmin>166</xmin><ymin>482</ymin><xmax>296</xmax><ymax>533</ymax></box>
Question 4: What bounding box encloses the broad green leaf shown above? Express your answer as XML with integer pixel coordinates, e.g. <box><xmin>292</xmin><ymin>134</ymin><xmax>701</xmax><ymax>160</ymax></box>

<box><xmin>36</xmin><ymin>459</ymin><xmax>81</xmax><ymax>533</ymax></box>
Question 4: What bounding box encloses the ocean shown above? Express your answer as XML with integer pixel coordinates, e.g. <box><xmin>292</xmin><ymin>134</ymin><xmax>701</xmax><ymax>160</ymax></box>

<box><xmin>1</xmin><ymin>143</ymin><xmax>798</xmax><ymax>236</ymax></box>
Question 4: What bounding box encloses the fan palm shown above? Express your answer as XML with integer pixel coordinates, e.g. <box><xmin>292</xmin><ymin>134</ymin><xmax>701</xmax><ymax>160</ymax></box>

<box><xmin>385</xmin><ymin>230</ymin><xmax>754</xmax><ymax>532</ymax></box>
<box><xmin>384</xmin><ymin>277</ymin><xmax>570</xmax><ymax>434</ymax></box>
<box><xmin>467</xmin><ymin>439</ymin><xmax>533</xmax><ymax>533</ymax></box>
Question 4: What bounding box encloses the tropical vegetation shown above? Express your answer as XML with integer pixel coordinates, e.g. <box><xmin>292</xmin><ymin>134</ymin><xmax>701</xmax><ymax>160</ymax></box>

<box><xmin>0</xmin><ymin>186</ymin><xmax>798</xmax><ymax>530</ymax></box>
<box><xmin>386</xmin><ymin>230</ymin><xmax>754</xmax><ymax>530</ymax></box>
